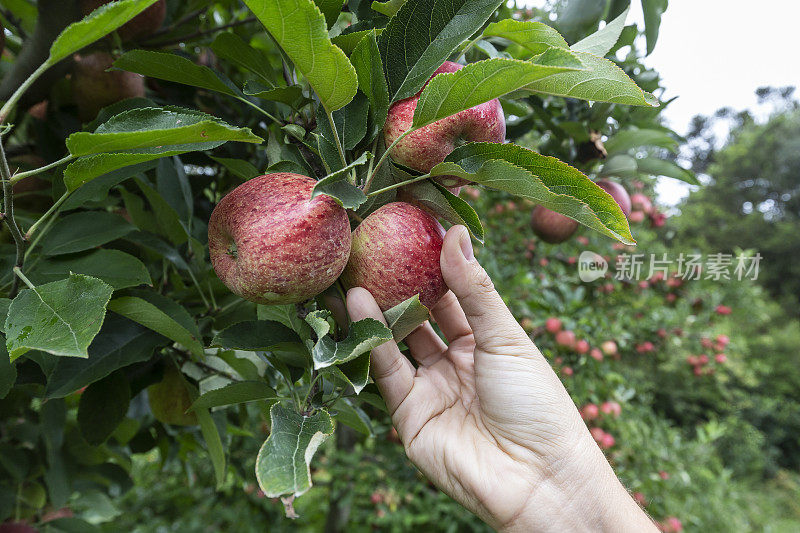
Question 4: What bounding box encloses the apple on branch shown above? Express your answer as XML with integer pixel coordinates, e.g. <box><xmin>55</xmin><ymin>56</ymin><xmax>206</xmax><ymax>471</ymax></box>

<box><xmin>341</xmin><ymin>202</ymin><xmax>447</xmax><ymax>311</ymax></box>
<box><xmin>383</xmin><ymin>61</ymin><xmax>506</xmax><ymax>188</ymax></box>
<box><xmin>208</xmin><ymin>173</ymin><xmax>351</xmax><ymax>305</ymax></box>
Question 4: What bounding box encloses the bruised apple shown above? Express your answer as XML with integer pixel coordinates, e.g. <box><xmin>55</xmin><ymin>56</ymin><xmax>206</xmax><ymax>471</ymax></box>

<box><xmin>208</xmin><ymin>173</ymin><xmax>351</xmax><ymax>305</ymax></box>
<box><xmin>342</xmin><ymin>202</ymin><xmax>447</xmax><ymax>311</ymax></box>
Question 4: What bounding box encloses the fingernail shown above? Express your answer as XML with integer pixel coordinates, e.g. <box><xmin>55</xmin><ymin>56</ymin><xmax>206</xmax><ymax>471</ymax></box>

<box><xmin>459</xmin><ymin>228</ymin><xmax>474</xmax><ymax>262</ymax></box>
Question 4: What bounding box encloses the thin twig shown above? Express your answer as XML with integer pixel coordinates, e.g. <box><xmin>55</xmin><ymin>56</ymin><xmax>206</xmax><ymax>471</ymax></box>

<box><xmin>144</xmin><ymin>16</ymin><xmax>257</xmax><ymax>48</ymax></box>
<box><xmin>0</xmin><ymin>136</ymin><xmax>27</xmax><ymax>297</ymax></box>
<box><xmin>366</xmin><ymin>172</ymin><xmax>432</xmax><ymax>197</ymax></box>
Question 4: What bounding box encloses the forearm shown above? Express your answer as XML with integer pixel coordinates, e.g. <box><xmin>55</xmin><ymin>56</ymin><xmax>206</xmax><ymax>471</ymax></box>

<box><xmin>499</xmin><ymin>437</ymin><xmax>658</xmax><ymax>533</ymax></box>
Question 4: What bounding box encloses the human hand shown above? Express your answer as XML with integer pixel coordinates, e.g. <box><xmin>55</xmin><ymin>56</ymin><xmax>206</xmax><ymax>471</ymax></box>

<box><xmin>346</xmin><ymin>226</ymin><xmax>656</xmax><ymax>532</ymax></box>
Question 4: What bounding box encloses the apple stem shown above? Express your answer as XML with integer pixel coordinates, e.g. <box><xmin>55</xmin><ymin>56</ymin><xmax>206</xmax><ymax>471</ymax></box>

<box><xmin>325</xmin><ymin>110</ymin><xmax>350</xmax><ymax>174</ymax></box>
<box><xmin>366</xmin><ymin>172</ymin><xmax>432</xmax><ymax>198</ymax></box>
<box><xmin>363</xmin><ymin>129</ymin><xmax>411</xmax><ymax>193</ymax></box>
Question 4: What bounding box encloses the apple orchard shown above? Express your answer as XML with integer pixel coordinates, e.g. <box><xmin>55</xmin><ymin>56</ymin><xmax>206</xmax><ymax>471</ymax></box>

<box><xmin>0</xmin><ymin>1</ymin><xmax>797</xmax><ymax>532</ymax></box>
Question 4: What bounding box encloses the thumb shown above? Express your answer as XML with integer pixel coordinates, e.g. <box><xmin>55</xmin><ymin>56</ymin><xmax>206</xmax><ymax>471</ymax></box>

<box><xmin>440</xmin><ymin>226</ymin><xmax>530</xmax><ymax>351</ymax></box>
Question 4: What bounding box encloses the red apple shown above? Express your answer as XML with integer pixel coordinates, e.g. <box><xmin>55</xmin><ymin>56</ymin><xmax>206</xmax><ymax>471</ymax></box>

<box><xmin>530</xmin><ymin>206</ymin><xmax>579</xmax><ymax>243</ymax></box>
<box><xmin>590</xmin><ymin>427</ymin><xmax>605</xmax><ymax>443</ymax></box>
<box><xmin>208</xmin><ymin>173</ymin><xmax>351</xmax><ymax>304</ymax></box>
<box><xmin>715</xmin><ymin>304</ymin><xmax>732</xmax><ymax>315</ymax></box>
<box><xmin>555</xmin><ymin>330</ymin><xmax>576</xmax><ymax>348</ymax></box>
<box><xmin>383</xmin><ymin>61</ymin><xmax>505</xmax><ymax>187</ymax></box>
<box><xmin>716</xmin><ymin>334</ymin><xmax>730</xmax><ymax>346</ymax></box>
<box><xmin>595</xmin><ymin>180</ymin><xmax>632</xmax><ymax>217</ymax></box>
<box><xmin>341</xmin><ymin>202</ymin><xmax>446</xmax><ymax>311</ymax></box>
<box><xmin>600</xmin><ymin>401</ymin><xmax>621</xmax><ymax>417</ymax></box>
<box><xmin>589</xmin><ymin>348</ymin><xmax>603</xmax><ymax>361</ymax></box>
<box><xmin>599</xmin><ymin>432</ymin><xmax>615</xmax><ymax>449</ymax></box>
<box><xmin>631</xmin><ymin>193</ymin><xmax>653</xmax><ymax>214</ymax></box>
<box><xmin>633</xmin><ymin>492</ymin><xmax>647</xmax><ymax>507</ymax></box>
<box><xmin>580</xmin><ymin>403</ymin><xmax>600</xmax><ymax>421</ymax></box>
<box><xmin>81</xmin><ymin>0</ymin><xmax>166</xmax><ymax>41</ymax></box>
<box><xmin>600</xmin><ymin>341</ymin><xmax>618</xmax><ymax>357</ymax></box>
<box><xmin>714</xmin><ymin>353</ymin><xmax>727</xmax><ymax>363</ymax></box>
<box><xmin>629</xmin><ymin>210</ymin><xmax>645</xmax><ymax>223</ymax></box>
<box><xmin>545</xmin><ymin>317</ymin><xmax>562</xmax><ymax>333</ymax></box>
<box><xmin>575</xmin><ymin>339</ymin><xmax>590</xmax><ymax>354</ymax></box>
<box><xmin>562</xmin><ymin>366</ymin><xmax>574</xmax><ymax>376</ymax></box>
<box><xmin>71</xmin><ymin>52</ymin><xmax>146</xmax><ymax>121</ymax></box>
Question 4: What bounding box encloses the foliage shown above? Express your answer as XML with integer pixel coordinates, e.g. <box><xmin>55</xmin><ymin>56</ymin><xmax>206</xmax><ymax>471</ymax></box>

<box><xmin>0</xmin><ymin>0</ymin><xmax>796</xmax><ymax>532</ymax></box>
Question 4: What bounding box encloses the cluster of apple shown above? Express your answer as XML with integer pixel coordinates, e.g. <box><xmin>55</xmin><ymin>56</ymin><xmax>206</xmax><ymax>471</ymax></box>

<box><xmin>545</xmin><ymin>317</ymin><xmax>619</xmax><ymax>364</ymax></box>
<box><xmin>68</xmin><ymin>1</ymin><xmax>167</xmax><ymax>121</ymax></box>
<box><xmin>580</xmin><ymin>401</ymin><xmax>621</xmax><ymax>450</ymax></box>
<box><xmin>684</xmin><ymin>334</ymin><xmax>730</xmax><ymax>376</ymax></box>
<box><xmin>209</xmin><ymin>62</ymin><xmax>505</xmax><ymax>311</ymax></box>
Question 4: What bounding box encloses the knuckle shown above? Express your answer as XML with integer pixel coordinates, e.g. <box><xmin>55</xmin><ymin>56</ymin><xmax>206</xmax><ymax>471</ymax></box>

<box><xmin>470</xmin><ymin>266</ymin><xmax>496</xmax><ymax>296</ymax></box>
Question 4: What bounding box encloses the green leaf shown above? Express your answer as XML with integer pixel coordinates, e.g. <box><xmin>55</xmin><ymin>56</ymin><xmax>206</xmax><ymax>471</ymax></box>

<box><xmin>400</xmin><ymin>179</ymin><xmax>484</xmax><ymax>242</ymax></box>
<box><xmin>382</xmin><ymin>294</ymin><xmax>429</xmax><ymax>341</ymax></box>
<box><xmin>522</xmin><ymin>51</ymin><xmax>659</xmax><ymax>107</ymax></box>
<box><xmin>210</xmin><ymin>156</ymin><xmax>261</xmax><ymax>180</ymax></box>
<box><xmin>38</xmin><ymin>211</ymin><xmax>133</xmax><ymax>256</ymax></box>
<box><xmin>210</xmin><ymin>32</ymin><xmax>276</xmax><ymax>84</ymax></box>
<box><xmin>481</xmin><ymin>19</ymin><xmax>568</xmax><ymax>54</ymax></box>
<box><xmin>5</xmin><ymin>274</ymin><xmax>113</xmax><ymax>360</ymax></box>
<box><xmin>189</xmin><ymin>381</ymin><xmax>278</xmax><ymax>411</ymax></box>
<box><xmin>326</xmin><ymin>352</ymin><xmax>370</xmax><ymax>393</ymax></box>
<box><xmin>312</xmin><ymin>152</ymin><xmax>371</xmax><ymax>209</ymax></box>
<box><xmin>255</xmin><ymin>403</ymin><xmax>334</xmax><ymax>497</ymax></box>
<box><xmin>306</xmin><ymin>311</ymin><xmax>392</xmax><ymax>369</ymax></box>
<box><xmin>313</xmin><ymin>0</ymin><xmax>345</xmax><ymax>27</ymax></box>
<box><xmin>571</xmin><ymin>6</ymin><xmax>629</xmax><ymax>56</ymax></box>
<box><xmin>635</xmin><ymin>156</ymin><xmax>699</xmax><ymax>185</ymax></box>
<box><xmin>77</xmin><ymin>371</ymin><xmax>130</xmax><ymax>446</ymax></box>
<box><xmin>316</xmin><ymin>92</ymin><xmax>370</xmax><ymax>155</ymax></box>
<box><xmin>242</xmin><ymin>81</ymin><xmax>311</xmax><ymax>109</ymax></box>
<box><xmin>28</xmin><ymin>249</ymin><xmax>151</xmax><ymax>290</ymax></box>
<box><xmin>641</xmin><ymin>0</ymin><xmax>668</xmax><ymax>55</ymax></box>
<box><xmin>48</xmin><ymin>0</ymin><xmax>158</xmax><ymax>64</ymax></box>
<box><xmin>257</xmin><ymin>304</ymin><xmax>314</xmax><ymax>341</ymax></box>
<box><xmin>331</xmin><ymin>29</ymin><xmax>375</xmax><ymax>55</ymax></box>
<box><xmin>332</xmin><ymin>398</ymin><xmax>373</xmax><ymax>435</ymax></box>
<box><xmin>604</xmin><ymin>128</ymin><xmax>678</xmax><ymax>154</ymax></box>
<box><xmin>600</xmin><ymin>154</ymin><xmax>638</xmax><ymax>177</ymax></box>
<box><xmin>0</xmin><ymin>342</ymin><xmax>16</xmax><ymax>399</ymax></box>
<box><xmin>66</xmin><ymin>108</ymin><xmax>262</xmax><ymax>157</ymax></box>
<box><xmin>379</xmin><ymin>0</ymin><xmax>503</xmax><ymax>101</ymax></box>
<box><xmin>193</xmin><ymin>389</ymin><xmax>226</xmax><ymax>489</ymax></box>
<box><xmin>64</xmin><ymin>142</ymin><xmax>226</xmax><ymax>191</ymax></box>
<box><xmin>243</xmin><ymin>0</ymin><xmax>357</xmax><ymax>112</ymax></box>
<box><xmin>413</xmin><ymin>54</ymin><xmax>583</xmax><ymax>130</ymax></box>
<box><xmin>433</xmin><ymin>142</ymin><xmax>635</xmax><ymax>244</ymax></box>
<box><xmin>45</xmin><ymin>315</ymin><xmax>165</xmax><ymax>398</ymax></box>
<box><xmin>107</xmin><ymin>297</ymin><xmax>204</xmax><ymax>358</ymax></box>
<box><xmin>212</xmin><ymin>320</ymin><xmax>301</xmax><ymax>351</ymax></box>
<box><xmin>351</xmin><ymin>31</ymin><xmax>390</xmax><ymax>132</ymax></box>
<box><xmin>156</xmin><ymin>157</ymin><xmax>193</xmax><ymax>224</ymax></box>
<box><xmin>371</xmin><ymin>0</ymin><xmax>407</xmax><ymax>17</ymax></box>
<box><xmin>135</xmin><ymin>178</ymin><xmax>188</xmax><ymax>245</ymax></box>
<box><xmin>62</xmin><ymin>161</ymin><xmax>157</xmax><ymax>210</ymax></box>
<box><xmin>113</xmin><ymin>50</ymin><xmax>239</xmax><ymax>96</ymax></box>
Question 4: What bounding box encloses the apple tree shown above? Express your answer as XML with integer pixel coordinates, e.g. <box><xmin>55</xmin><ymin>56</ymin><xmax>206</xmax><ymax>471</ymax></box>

<box><xmin>0</xmin><ymin>0</ymin><xmax>684</xmax><ymax>527</ymax></box>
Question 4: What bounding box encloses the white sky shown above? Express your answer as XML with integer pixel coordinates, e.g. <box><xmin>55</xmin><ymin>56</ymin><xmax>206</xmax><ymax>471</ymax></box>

<box><xmin>518</xmin><ymin>1</ymin><xmax>800</xmax><ymax>204</ymax></box>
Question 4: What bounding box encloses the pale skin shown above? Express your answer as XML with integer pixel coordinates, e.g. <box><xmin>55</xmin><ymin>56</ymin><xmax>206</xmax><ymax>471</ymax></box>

<box><xmin>347</xmin><ymin>225</ymin><xmax>658</xmax><ymax>532</ymax></box>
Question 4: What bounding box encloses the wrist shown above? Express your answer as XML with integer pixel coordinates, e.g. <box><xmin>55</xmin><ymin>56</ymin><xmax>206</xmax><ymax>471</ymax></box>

<box><xmin>499</xmin><ymin>435</ymin><xmax>657</xmax><ymax>533</ymax></box>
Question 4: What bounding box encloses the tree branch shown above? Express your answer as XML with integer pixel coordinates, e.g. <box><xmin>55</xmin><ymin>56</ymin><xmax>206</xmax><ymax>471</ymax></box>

<box><xmin>0</xmin><ymin>136</ymin><xmax>27</xmax><ymax>297</ymax></box>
